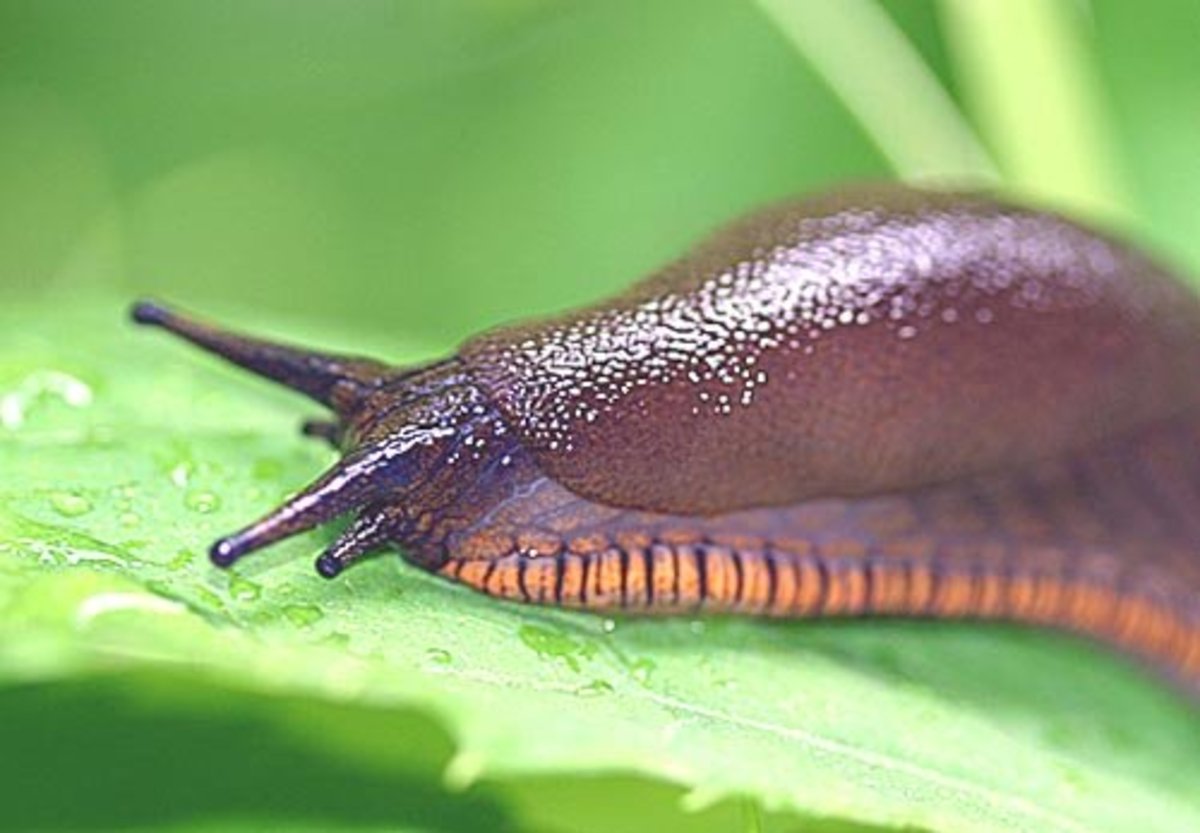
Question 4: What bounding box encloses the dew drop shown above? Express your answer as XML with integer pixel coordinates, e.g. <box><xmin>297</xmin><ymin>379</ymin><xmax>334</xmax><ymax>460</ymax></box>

<box><xmin>283</xmin><ymin>603</ymin><xmax>323</xmax><ymax>627</ymax></box>
<box><xmin>49</xmin><ymin>491</ymin><xmax>92</xmax><ymax>518</ymax></box>
<box><xmin>629</xmin><ymin>657</ymin><xmax>656</xmax><ymax>686</ymax></box>
<box><xmin>0</xmin><ymin>370</ymin><xmax>93</xmax><ymax>430</ymax></box>
<box><xmin>228</xmin><ymin>574</ymin><xmax>261</xmax><ymax>602</ymax></box>
<box><xmin>184</xmin><ymin>490</ymin><xmax>221</xmax><ymax>514</ymax></box>
<box><xmin>518</xmin><ymin>624</ymin><xmax>590</xmax><ymax>672</ymax></box>
<box><xmin>425</xmin><ymin>647</ymin><xmax>453</xmax><ymax>667</ymax></box>
<box><xmin>170</xmin><ymin>461</ymin><xmax>195</xmax><ymax>488</ymax></box>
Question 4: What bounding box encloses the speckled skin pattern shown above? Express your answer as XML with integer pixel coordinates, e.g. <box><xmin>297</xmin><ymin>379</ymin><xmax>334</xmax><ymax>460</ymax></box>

<box><xmin>463</xmin><ymin>187</ymin><xmax>1200</xmax><ymax>513</ymax></box>
<box><xmin>132</xmin><ymin>184</ymin><xmax>1200</xmax><ymax>695</ymax></box>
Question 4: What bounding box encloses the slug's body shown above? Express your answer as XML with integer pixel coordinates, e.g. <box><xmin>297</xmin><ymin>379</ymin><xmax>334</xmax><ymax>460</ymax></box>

<box><xmin>132</xmin><ymin>185</ymin><xmax>1200</xmax><ymax>694</ymax></box>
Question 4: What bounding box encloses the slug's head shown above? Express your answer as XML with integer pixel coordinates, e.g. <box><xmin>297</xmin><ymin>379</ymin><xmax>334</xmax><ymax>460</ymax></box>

<box><xmin>130</xmin><ymin>301</ymin><xmax>502</xmax><ymax>578</ymax></box>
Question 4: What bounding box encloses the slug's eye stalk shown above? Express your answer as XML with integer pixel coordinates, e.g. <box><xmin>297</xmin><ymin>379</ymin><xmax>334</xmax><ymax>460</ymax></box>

<box><xmin>131</xmin><ymin>299</ymin><xmax>482</xmax><ymax>573</ymax></box>
<box><xmin>130</xmin><ymin>300</ymin><xmax>390</xmax><ymax>414</ymax></box>
<box><xmin>208</xmin><ymin>447</ymin><xmax>381</xmax><ymax>567</ymax></box>
<box><xmin>206</xmin><ymin>424</ymin><xmax>453</xmax><ymax>568</ymax></box>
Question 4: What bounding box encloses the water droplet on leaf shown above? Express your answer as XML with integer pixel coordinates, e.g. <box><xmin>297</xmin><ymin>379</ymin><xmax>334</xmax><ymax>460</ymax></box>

<box><xmin>49</xmin><ymin>491</ymin><xmax>92</xmax><ymax>518</ymax></box>
<box><xmin>0</xmin><ymin>370</ymin><xmax>93</xmax><ymax>430</ymax></box>
<box><xmin>185</xmin><ymin>490</ymin><xmax>221</xmax><ymax>514</ymax></box>
<box><xmin>425</xmin><ymin>647</ymin><xmax>453</xmax><ymax>666</ymax></box>
<box><xmin>228</xmin><ymin>573</ymin><xmax>261</xmax><ymax>601</ymax></box>
<box><xmin>629</xmin><ymin>657</ymin><xmax>656</xmax><ymax>686</ymax></box>
<box><xmin>283</xmin><ymin>603</ymin><xmax>323</xmax><ymax>627</ymax></box>
<box><xmin>518</xmin><ymin>624</ymin><xmax>597</xmax><ymax>673</ymax></box>
<box><xmin>170</xmin><ymin>461</ymin><xmax>195</xmax><ymax>488</ymax></box>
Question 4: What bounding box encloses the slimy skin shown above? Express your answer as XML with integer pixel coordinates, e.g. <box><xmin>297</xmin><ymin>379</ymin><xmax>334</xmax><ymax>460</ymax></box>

<box><xmin>131</xmin><ymin>185</ymin><xmax>1200</xmax><ymax>695</ymax></box>
<box><xmin>464</xmin><ymin>187</ymin><xmax>1200</xmax><ymax>513</ymax></box>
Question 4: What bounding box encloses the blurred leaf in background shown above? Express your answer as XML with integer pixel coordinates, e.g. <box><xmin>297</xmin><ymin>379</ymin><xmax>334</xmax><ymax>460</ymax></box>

<box><xmin>1</xmin><ymin>1</ymin><xmax>1199</xmax><ymax>832</ymax></box>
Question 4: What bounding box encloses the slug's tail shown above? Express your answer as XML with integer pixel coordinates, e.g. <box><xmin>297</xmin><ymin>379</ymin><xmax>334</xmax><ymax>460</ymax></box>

<box><xmin>130</xmin><ymin>300</ymin><xmax>390</xmax><ymax>412</ymax></box>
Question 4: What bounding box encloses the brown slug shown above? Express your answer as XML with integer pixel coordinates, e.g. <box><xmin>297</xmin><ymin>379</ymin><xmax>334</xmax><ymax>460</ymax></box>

<box><xmin>132</xmin><ymin>184</ymin><xmax>1200</xmax><ymax>694</ymax></box>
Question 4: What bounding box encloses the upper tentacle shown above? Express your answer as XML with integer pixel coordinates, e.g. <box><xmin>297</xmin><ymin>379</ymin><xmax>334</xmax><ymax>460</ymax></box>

<box><xmin>131</xmin><ymin>300</ymin><xmax>390</xmax><ymax>413</ymax></box>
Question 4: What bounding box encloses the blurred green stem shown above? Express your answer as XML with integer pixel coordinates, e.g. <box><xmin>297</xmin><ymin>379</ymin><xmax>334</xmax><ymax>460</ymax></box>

<box><xmin>756</xmin><ymin>0</ymin><xmax>999</xmax><ymax>185</ymax></box>
<box><xmin>938</xmin><ymin>0</ymin><xmax>1131</xmax><ymax>222</ymax></box>
<box><xmin>741</xmin><ymin>798</ymin><xmax>765</xmax><ymax>833</ymax></box>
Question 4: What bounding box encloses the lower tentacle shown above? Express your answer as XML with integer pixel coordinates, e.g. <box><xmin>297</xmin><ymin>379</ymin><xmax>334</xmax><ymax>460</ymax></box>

<box><xmin>315</xmin><ymin>509</ymin><xmax>392</xmax><ymax>578</ymax></box>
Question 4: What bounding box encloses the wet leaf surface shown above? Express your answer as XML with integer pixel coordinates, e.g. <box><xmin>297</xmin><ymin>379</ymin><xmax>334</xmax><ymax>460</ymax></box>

<box><xmin>1</xmin><ymin>299</ymin><xmax>1197</xmax><ymax>833</ymax></box>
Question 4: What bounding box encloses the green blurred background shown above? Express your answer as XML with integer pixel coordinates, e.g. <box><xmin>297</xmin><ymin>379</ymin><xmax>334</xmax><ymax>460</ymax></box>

<box><xmin>2</xmin><ymin>1</ymin><xmax>1200</xmax><ymax>831</ymax></box>
<box><xmin>3</xmin><ymin>0</ymin><xmax>1199</xmax><ymax>343</ymax></box>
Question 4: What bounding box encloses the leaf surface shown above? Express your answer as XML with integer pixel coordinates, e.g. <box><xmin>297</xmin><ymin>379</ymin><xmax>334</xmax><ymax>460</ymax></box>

<box><xmin>1</xmin><ymin>299</ymin><xmax>1197</xmax><ymax>833</ymax></box>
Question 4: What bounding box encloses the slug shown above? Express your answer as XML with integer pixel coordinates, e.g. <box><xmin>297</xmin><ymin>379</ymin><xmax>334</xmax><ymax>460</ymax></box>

<box><xmin>132</xmin><ymin>184</ymin><xmax>1200</xmax><ymax>693</ymax></box>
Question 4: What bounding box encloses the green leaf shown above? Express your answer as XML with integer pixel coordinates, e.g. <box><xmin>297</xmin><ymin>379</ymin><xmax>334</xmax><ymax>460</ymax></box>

<box><xmin>938</xmin><ymin>0</ymin><xmax>1130</xmax><ymax>221</ymax></box>
<box><xmin>755</xmin><ymin>0</ymin><xmax>998</xmax><ymax>184</ymax></box>
<box><xmin>1</xmin><ymin>298</ymin><xmax>1198</xmax><ymax>833</ymax></box>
